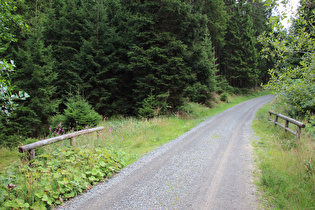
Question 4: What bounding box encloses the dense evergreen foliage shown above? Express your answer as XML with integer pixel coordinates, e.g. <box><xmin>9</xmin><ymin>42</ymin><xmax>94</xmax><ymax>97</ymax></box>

<box><xmin>222</xmin><ymin>0</ymin><xmax>258</xmax><ymax>88</ymax></box>
<box><xmin>0</xmin><ymin>0</ymin><xmax>273</xmax><ymax>145</ymax></box>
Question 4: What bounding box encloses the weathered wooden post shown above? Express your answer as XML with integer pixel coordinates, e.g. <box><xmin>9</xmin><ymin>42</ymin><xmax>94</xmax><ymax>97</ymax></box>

<box><xmin>274</xmin><ymin>115</ymin><xmax>278</xmax><ymax>126</ymax></box>
<box><xmin>19</xmin><ymin>126</ymin><xmax>104</xmax><ymax>160</ymax></box>
<box><xmin>296</xmin><ymin>126</ymin><xmax>302</xmax><ymax>141</ymax></box>
<box><xmin>285</xmin><ymin>120</ymin><xmax>289</xmax><ymax>132</ymax></box>
<box><xmin>71</xmin><ymin>135</ymin><xmax>76</xmax><ymax>146</ymax></box>
<box><xmin>30</xmin><ymin>149</ymin><xmax>35</xmax><ymax>160</ymax></box>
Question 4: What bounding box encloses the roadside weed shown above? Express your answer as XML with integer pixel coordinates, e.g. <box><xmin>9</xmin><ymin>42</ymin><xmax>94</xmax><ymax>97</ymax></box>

<box><xmin>0</xmin><ymin>147</ymin><xmax>125</xmax><ymax>209</ymax></box>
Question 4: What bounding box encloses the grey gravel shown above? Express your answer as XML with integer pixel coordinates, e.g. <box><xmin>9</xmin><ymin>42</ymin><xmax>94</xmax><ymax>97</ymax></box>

<box><xmin>56</xmin><ymin>95</ymin><xmax>273</xmax><ymax>210</ymax></box>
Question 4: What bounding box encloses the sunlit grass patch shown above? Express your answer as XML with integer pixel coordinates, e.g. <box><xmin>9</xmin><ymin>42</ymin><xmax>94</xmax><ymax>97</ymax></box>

<box><xmin>92</xmin><ymin>116</ymin><xmax>197</xmax><ymax>165</ymax></box>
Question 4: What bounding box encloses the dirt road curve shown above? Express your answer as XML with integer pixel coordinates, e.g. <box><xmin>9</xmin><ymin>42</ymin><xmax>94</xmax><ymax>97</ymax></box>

<box><xmin>58</xmin><ymin>95</ymin><xmax>273</xmax><ymax>210</ymax></box>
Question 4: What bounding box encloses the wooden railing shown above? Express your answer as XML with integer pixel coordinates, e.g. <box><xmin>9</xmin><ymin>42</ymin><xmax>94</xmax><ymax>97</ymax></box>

<box><xmin>268</xmin><ymin>111</ymin><xmax>305</xmax><ymax>140</ymax></box>
<box><xmin>19</xmin><ymin>126</ymin><xmax>104</xmax><ymax>160</ymax></box>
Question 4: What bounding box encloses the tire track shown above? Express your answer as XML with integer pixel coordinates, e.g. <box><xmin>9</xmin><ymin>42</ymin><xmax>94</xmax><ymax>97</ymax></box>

<box><xmin>201</xmin><ymin>102</ymin><xmax>263</xmax><ymax>209</ymax></box>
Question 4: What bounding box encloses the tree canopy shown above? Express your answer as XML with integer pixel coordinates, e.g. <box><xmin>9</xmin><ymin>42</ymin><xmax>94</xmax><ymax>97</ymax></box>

<box><xmin>260</xmin><ymin>0</ymin><xmax>314</xmax><ymax>119</ymax></box>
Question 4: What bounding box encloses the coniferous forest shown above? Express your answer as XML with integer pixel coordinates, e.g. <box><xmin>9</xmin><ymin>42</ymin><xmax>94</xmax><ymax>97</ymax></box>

<box><xmin>0</xmin><ymin>0</ymin><xmax>276</xmax><ymax>145</ymax></box>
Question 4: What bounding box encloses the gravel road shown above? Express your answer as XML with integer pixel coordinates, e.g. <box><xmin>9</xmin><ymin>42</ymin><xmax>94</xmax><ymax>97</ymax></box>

<box><xmin>57</xmin><ymin>95</ymin><xmax>273</xmax><ymax>210</ymax></box>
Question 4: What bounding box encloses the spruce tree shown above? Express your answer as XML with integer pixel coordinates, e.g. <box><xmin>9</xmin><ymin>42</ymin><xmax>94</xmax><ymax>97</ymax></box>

<box><xmin>123</xmin><ymin>0</ymin><xmax>188</xmax><ymax>115</ymax></box>
<box><xmin>202</xmin><ymin>0</ymin><xmax>228</xmax><ymax>69</ymax></box>
<box><xmin>183</xmin><ymin>1</ymin><xmax>217</xmax><ymax>102</ymax></box>
<box><xmin>222</xmin><ymin>0</ymin><xmax>258</xmax><ymax>88</ymax></box>
<box><xmin>13</xmin><ymin>38</ymin><xmax>58</xmax><ymax>131</ymax></box>
<box><xmin>73</xmin><ymin>0</ymin><xmax>126</xmax><ymax>116</ymax></box>
<box><xmin>250</xmin><ymin>0</ymin><xmax>273</xmax><ymax>85</ymax></box>
<box><xmin>11</xmin><ymin>1</ymin><xmax>59</xmax><ymax>136</ymax></box>
<box><xmin>43</xmin><ymin>0</ymin><xmax>85</xmax><ymax>107</ymax></box>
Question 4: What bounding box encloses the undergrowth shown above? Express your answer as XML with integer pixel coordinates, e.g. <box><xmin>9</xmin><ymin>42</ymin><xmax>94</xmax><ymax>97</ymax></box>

<box><xmin>0</xmin><ymin>147</ymin><xmax>125</xmax><ymax>209</ymax></box>
<box><xmin>252</xmin><ymin>103</ymin><xmax>314</xmax><ymax>209</ymax></box>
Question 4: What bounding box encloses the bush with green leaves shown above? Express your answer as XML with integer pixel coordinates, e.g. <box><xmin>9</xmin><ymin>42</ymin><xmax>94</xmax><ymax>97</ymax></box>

<box><xmin>305</xmin><ymin>115</ymin><xmax>315</xmax><ymax>137</ymax></box>
<box><xmin>220</xmin><ymin>92</ymin><xmax>229</xmax><ymax>102</ymax></box>
<box><xmin>260</xmin><ymin>0</ymin><xmax>315</xmax><ymax>120</ymax></box>
<box><xmin>0</xmin><ymin>147</ymin><xmax>125</xmax><ymax>209</ymax></box>
<box><xmin>50</xmin><ymin>95</ymin><xmax>101</xmax><ymax>131</ymax></box>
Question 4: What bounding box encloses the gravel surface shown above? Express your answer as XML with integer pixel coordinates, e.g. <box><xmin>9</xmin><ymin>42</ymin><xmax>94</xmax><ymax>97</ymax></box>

<box><xmin>56</xmin><ymin>95</ymin><xmax>273</xmax><ymax>210</ymax></box>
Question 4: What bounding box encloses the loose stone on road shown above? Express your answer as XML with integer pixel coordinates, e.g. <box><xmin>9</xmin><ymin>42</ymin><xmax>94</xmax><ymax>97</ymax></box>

<box><xmin>57</xmin><ymin>95</ymin><xmax>273</xmax><ymax>210</ymax></box>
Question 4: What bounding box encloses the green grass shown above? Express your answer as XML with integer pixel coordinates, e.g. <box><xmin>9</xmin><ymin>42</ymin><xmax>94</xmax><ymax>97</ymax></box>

<box><xmin>252</xmin><ymin>102</ymin><xmax>315</xmax><ymax>209</ymax></box>
<box><xmin>0</xmin><ymin>148</ymin><xmax>20</xmax><ymax>171</ymax></box>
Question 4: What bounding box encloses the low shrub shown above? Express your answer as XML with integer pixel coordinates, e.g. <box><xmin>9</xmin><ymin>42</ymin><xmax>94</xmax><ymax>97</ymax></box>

<box><xmin>233</xmin><ymin>87</ymin><xmax>250</xmax><ymax>95</ymax></box>
<box><xmin>50</xmin><ymin>95</ymin><xmax>101</xmax><ymax>131</ymax></box>
<box><xmin>220</xmin><ymin>92</ymin><xmax>229</xmax><ymax>102</ymax></box>
<box><xmin>0</xmin><ymin>147</ymin><xmax>125</xmax><ymax>209</ymax></box>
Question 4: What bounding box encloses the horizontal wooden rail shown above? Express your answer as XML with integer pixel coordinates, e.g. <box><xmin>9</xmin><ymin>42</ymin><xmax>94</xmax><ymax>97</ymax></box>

<box><xmin>268</xmin><ymin>111</ymin><xmax>305</xmax><ymax>141</ymax></box>
<box><xmin>19</xmin><ymin>126</ymin><xmax>104</xmax><ymax>160</ymax></box>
